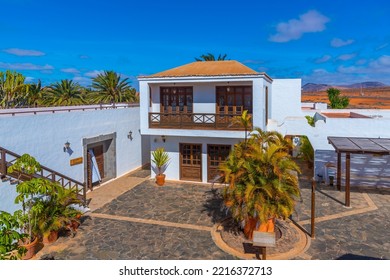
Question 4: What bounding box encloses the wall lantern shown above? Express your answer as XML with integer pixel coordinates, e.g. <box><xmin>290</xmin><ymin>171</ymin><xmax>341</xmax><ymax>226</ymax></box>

<box><xmin>63</xmin><ymin>141</ymin><xmax>71</xmax><ymax>152</ymax></box>
<box><xmin>128</xmin><ymin>131</ymin><xmax>133</xmax><ymax>141</ymax></box>
<box><xmin>161</xmin><ymin>135</ymin><xmax>166</xmax><ymax>143</ymax></box>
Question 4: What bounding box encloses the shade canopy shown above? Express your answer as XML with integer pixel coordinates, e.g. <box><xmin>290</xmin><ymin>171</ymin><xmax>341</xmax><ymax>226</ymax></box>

<box><xmin>328</xmin><ymin>136</ymin><xmax>390</xmax><ymax>155</ymax></box>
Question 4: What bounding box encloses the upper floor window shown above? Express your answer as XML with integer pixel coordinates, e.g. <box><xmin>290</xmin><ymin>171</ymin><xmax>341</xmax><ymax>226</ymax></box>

<box><xmin>216</xmin><ymin>86</ymin><xmax>252</xmax><ymax>115</ymax></box>
<box><xmin>160</xmin><ymin>87</ymin><xmax>193</xmax><ymax>113</ymax></box>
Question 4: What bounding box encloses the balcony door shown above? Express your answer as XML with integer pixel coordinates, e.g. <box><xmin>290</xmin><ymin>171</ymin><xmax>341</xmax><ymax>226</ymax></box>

<box><xmin>180</xmin><ymin>143</ymin><xmax>202</xmax><ymax>182</ymax></box>
<box><xmin>216</xmin><ymin>86</ymin><xmax>252</xmax><ymax>115</ymax></box>
<box><xmin>161</xmin><ymin>87</ymin><xmax>193</xmax><ymax>114</ymax></box>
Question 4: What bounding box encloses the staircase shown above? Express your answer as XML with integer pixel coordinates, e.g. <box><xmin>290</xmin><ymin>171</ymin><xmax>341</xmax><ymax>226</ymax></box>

<box><xmin>0</xmin><ymin>146</ymin><xmax>86</xmax><ymax>204</ymax></box>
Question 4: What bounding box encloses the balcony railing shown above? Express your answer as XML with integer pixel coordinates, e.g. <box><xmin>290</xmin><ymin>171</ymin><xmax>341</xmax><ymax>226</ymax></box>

<box><xmin>149</xmin><ymin>112</ymin><xmax>252</xmax><ymax>130</ymax></box>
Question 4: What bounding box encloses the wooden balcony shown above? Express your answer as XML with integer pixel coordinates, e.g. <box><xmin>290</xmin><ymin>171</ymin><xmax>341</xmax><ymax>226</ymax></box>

<box><xmin>149</xmin><ymin>112</ymin><xmax>252</xmax><ymax>130</ymax></box>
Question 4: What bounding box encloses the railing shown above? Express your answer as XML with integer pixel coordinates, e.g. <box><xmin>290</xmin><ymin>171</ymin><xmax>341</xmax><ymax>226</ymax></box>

<box><xmin>149</xmin><ymin>112</ymin><xmax>252</xmax><ymax>130</ymax></box>
<box><xmin>0</xmin><ymin>147</ymin><xmax>86</xmax><ymax>204</ymax></box>
<box><xmin>0</xmin><ymin>103</ymin><xmax>139</xmax><ymax>117</ymax></box>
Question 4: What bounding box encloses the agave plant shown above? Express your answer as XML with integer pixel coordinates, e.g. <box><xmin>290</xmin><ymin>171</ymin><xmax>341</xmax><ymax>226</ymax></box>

<box><xmin>151</xmin><ymin>147</ymin><xmax>170</xmax><ymax>175</ymax></box>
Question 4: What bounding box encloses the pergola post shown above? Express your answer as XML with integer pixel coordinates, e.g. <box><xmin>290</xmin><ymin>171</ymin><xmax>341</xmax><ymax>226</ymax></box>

<box><xmin>311</xmin><ymin>178</ymin><xmax>316</xmax><ymax>239</ymax></box>
<box><xmin>337</xmin><ymin>152</ymin><xmax>341</xmax><ymax>191</ymax></box>
<box><xmin>345</xmin><ymin>153</ymin><xmax>351</xmax><ymax>207</ymax></box>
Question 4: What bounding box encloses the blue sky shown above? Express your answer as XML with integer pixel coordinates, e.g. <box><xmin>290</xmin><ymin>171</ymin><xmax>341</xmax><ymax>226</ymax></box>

<box><xmin>0</xmin><ymin>0</ymin><xmax>389</xmax><ymax>89</ymax></box>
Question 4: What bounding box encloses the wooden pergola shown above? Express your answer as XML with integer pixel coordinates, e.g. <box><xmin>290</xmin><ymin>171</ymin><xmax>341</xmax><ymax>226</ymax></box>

<box><xmin>327</xmin><ymin>136</ymin><xmax>390</xmax><ymax>207</ymax></box>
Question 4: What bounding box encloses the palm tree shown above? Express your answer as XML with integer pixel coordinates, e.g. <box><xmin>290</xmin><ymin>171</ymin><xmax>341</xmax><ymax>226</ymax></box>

<box><xmin>220</xmin><ymin>128</ymin><xmax>300</xmax><ymax>240</ymax></box>
<box><xmin>195</xmin><ymin>53</ymin><xmax>228</xmax><ymax>61</ymax></box>
<box><xmin>0</xmin><ymin>70</ymin><xmax>28</xmax><ymax>108</ymax></box>
<box><xmin>25</xmin><ymin>80</ymin><xmax>45</xmax><ymax>107</ymax></box>
<box><xmin>231</xmin><ymin>110</ymin><xmax>252</xmax><ymax>145</ymax></box>
<box><xmin>45</xmin><ymin>80</ymin><xmax>85</xmax><ymax>106</ymax></box>
<box><xmin>90</xmin><ymin>71</ymin><xmax>133</xmax><ymax>106</ymax></box>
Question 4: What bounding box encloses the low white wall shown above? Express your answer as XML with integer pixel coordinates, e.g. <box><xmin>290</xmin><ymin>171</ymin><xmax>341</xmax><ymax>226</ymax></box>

<box><xmin>150</xmin><ymin>135</ymin><xmax>240</xmax><ymax>183</ymax></box>
<box><xmin>315</xmin><ymin>150</ymin><xmax>390</xmax><ymax>188</ymax></box>
<box><xmin>0</xmin><ymin>107</ymin><xmax>144</xmax><ymax>213</ymax></box>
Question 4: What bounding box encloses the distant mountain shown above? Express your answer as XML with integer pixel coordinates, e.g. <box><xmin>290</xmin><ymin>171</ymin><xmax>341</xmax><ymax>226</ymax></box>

<box><xmin>344</xmin><ymin>82</ymin><xmax>386</xmax><ymax>89</ymax></box>
<box><xmin>302</xmin><ymin>83</ymin><xmax>332</xmax><ymax>92</ymax></box>
<box><xmin>302</xmin><ymin>81</ymin><xmax>387</xmax><ymax>92</ymax></box>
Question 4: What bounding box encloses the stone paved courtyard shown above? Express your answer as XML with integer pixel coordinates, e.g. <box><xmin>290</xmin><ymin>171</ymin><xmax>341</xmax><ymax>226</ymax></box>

<box><xmin>36</xmin><ymin>162</ymin><xmax>390</xmax><ymax>260</ymax></box>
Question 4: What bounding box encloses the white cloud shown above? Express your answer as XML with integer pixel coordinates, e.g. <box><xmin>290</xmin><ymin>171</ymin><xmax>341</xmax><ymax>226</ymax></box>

<box><xmin>3</xmin><ymin>48</ymin><xmax>45</xmax><ymax>56</ymax></box>
<box><xmin>61</xmin><ymin>68</ymin><xmax>80</xmax><ymax>74</ymax></box>
<box><xmin>376</xmin><ymin>43</ymin><xmax>388</xmax><ymax>51</ymax></box>
<box><xmin>338</xmin><ymin>55</ymin><xmax>390</xmax><ymax>74</ymax></box>
<box><xmin>0</xmin><ymin>62</ymin><xmax>53</xmax><ymax>70</ymax></box>
<box><xmin>73</xmin><ymin>76</ymin><xmax>91</xmax><ymax>86</ymax></box>
<box><xmin>269</xmin><ymin>10</ymin><xmax>330</xmax><ymax>43</ymax></box>
<box><xmin>303</xmin><ymin>56</ymin><xmax>390</xmax><ymax>85</ymax></box>
<box><xmin>331</xmin><ymin>38</ymin><xmax>354</xmax><ymax>47</ymax></box>
<box><xmin>315</xmin><ymin>55</ymin><xmax>332</xmax><ymax>63</ymax></box>
<box><xmin>337</xmin><ymin>53</ymin><xmax>357</xmax><ymax>61</ymax></box>
<box><xmin>84</xmin><ymin>70</ymin><xmax>104</xmax><ymax>78</ymax></box>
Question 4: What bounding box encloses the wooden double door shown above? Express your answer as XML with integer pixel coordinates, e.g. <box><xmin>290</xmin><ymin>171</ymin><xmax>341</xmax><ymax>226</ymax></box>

<box><xmin>207</xmin><ymin>145</ymin><xmax>231</xmax><ymax>182</ymax></box>
<box><xmin>179</xmin><ymin>143</ymin><xmax>231</xmax><ymax>182</ymax></box>
<box><xmin>180</xmin><ymin>143</ymin><xmax>202</xmax><ymax>181</ymax></box>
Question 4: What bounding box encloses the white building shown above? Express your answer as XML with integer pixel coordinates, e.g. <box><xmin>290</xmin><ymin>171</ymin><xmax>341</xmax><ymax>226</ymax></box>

<box><xmin>0</xmin><ymin>105</ymin><xmax>149</xmax><ymax>213</ymax></box>
<box><xmin>138</xmin><ymin>60</ymin><xmax>300</xmax><ymax>182</ymax></box>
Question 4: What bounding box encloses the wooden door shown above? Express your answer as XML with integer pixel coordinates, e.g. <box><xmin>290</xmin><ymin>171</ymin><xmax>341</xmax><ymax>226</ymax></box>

<box><xmin>207</xmin><ymin>145</ymin><xmax>231</xmax><ymax>182</ymax></box>
<box><xmin>180</xmin><ymin>143</ymin><xmax>202</xmax><ymax>181</ymax></box>
<box><xmin>92</xmin><ymin>145</ymin><xmax>105</xmax><ymax>179</ymax></box>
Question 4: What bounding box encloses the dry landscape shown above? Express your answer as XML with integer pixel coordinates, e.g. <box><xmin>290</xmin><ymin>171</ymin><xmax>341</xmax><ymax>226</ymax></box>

<box><xmin>302</xmin><ymin>86</ymin><xmax>390</xmax><ymax>109</ymax></box>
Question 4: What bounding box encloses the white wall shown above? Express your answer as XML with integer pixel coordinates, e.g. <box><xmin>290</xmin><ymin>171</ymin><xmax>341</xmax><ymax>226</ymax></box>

<box><xmin>150</xmin><ymin>135</ymin><xmax>240</xmax><ymax>183</ymax></box>
<box><xmin>0</xmin><ymin>107</ymin><xmax>144</xmax><ymax>213</ymax></box>
<box><xmin>270</xmin><ymin>79</ymin><xmax>301</xmax><ymax>124</ymax></box>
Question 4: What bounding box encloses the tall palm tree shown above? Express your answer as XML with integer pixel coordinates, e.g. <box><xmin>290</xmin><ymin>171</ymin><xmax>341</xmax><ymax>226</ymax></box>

<box><xmin>195</xmin><ymin>53</ymin><xmax>228</xmax><ymax>61</ymax></box>
<box><xmin>91</xmin><ymin>71</ymin><xmax>133</xmax><ymax>106</ymax></box>
<box><xmin>0</xmin><ymin>70</ymin><xmax>28</xmax><ymax>108</ymax></box>
<box><xmin>25</xmin><ymin>80</ymin><xmax>45</xmax><ymax>107</ymax></box>
<box><xmin>45</xmin><ymin>80</ymin><xmax>85</xmax><ymax>106</ymax></box>
<box><xmin>220</xmin><ymin>128</ymin><xmax>300</xmax><ymax>240</ymax></box>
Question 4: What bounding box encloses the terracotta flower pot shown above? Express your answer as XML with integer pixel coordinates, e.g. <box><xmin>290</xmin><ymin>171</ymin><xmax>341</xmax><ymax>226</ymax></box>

<box><xmin>20</xmin><ymin>237</ymin><xmax>39</xmax><ymax>260</ymax></box>
<box><xmin>42</xmin><ymin>230</ymin><xmax>59</xmax><ymax>244</ymax></box>
<box><xmin>243</xmin><ymin>217</ymin><xmax>258</xmax><ymax>240</ymax></box>
<box><xmin>258</xmin><ymin>217</ymin><xmax>275</xmax><ymax>233</ymax></box>
<box><xmin>156</xmin><ymin>174</ymin><xmax>166</xmax><ymax>186</ymax></box>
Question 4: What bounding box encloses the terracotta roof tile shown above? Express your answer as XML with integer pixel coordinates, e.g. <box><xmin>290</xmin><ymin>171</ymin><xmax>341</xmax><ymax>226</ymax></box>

<box><xmin>142</xmin><ymin>61</ymin><xmax>260</xmax><ymax>78</ymax></box>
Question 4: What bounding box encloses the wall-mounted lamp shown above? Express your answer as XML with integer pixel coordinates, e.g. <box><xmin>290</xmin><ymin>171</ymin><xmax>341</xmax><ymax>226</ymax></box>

<box><xmin>63</xmin><ymin>141</ymin><xmax>70</xmax><ymax>152</ymax></box>
<box><xmin>127</xmin><ymin>131</ymin><xmax>133</xmax><ymax>141</ymax></box>
<box><xmin>161</xmin><ymin>135</ymin><xmax>166</xmax><ymax>143</ymax></box>
<box><xmin>226</xmin><ymin>82</ymin><xmax>231</xmax><ymax>92</ymax></box>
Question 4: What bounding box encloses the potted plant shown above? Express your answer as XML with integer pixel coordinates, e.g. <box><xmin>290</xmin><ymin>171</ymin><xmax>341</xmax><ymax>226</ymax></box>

<box><xmin>37</xmin><ymin>183</ymin><xmax>83</xmax><ymax>243</ymax></box>
<box><xmin>0</xmin><ymin>211</ymin><xmax>27</xmax><ymax>260</ymax></box>
<box><xmin>151</xmin><ymin>147</ymin><xmax>170</xmax><ymax>186</ymax></box>
<box><xmin>8</xmin><ymin>154</ymin><xmax>42</xmax><ymax>259</ymax></box>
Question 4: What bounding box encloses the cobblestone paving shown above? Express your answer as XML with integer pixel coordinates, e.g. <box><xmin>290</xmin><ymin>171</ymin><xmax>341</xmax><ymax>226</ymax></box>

<box><xmin>95</xmin><ymin>181</ymin><xmax>226</xmax><ymax>227</ymax></box>
<box><xmin>37</xmin><ymin>159</ymin><xmax>390</xmax><ymax>260</ymax></box>
<box><xmin>44</xmin><ymin>217</ymin><xmax>233</xmax><ymax>260</ymax></box>
<box><xmin>296</xmin><ymin>190</ymin><xmax>390</xmax><ymax>260</ymax></box>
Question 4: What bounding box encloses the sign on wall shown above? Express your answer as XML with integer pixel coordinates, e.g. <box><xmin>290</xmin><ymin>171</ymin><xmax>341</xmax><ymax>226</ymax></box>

<box><xmin>70</xmin><ymin>157</ymin><xmax>83</xmax><ymax>166</ymax></box>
